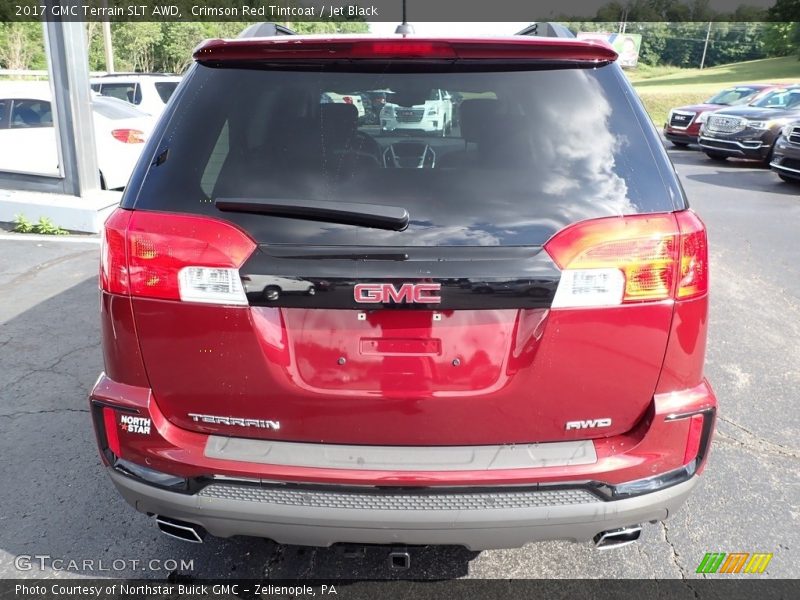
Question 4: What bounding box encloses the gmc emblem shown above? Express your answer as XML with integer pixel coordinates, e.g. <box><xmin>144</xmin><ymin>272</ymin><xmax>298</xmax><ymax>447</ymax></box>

<box><xmin>354</xmin><ymin>283</ymin><xmax>441</xmax><ymax>304</ymax></box>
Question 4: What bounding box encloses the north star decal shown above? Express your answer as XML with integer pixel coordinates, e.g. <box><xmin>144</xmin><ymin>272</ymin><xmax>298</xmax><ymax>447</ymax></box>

<box><xmin>120</xmin><ymin>414</ymin><xmax>151</xmax><ymax>435</ymax></box>
<box><xmin>188</xmin><ymin>413</ymin><xmax>281</xmax><ymax>430</ymax></box>
<box><xmin>565</xmin><ymin>418</ymin><xmax>612</xmax><ymax>430</ymax></box>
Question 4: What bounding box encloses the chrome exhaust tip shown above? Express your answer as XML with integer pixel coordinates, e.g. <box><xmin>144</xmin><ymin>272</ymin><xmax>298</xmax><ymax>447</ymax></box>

<box><xmin>155</xmin><ymin>515</ymin><xmax>205</xmax><ymax>543</ymax></box>
<box><xmin>593</xmin><ymin>525</ymin><xmax>642</xmax><ymax>550</ymax></box>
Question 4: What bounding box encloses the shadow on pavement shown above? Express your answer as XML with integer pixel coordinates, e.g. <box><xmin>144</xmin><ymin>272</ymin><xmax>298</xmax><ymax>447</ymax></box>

<box><xmin>684</xmin><ymin>171</ymin><xmax>798</xmax><ymax>194</ymax></box>
<box><xmin>0</xmin><ymin>276</ymin><xmax>477</xmax><ymax>580</ymax></box>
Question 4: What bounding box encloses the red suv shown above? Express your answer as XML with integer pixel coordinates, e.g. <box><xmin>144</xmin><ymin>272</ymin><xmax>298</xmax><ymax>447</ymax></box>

<box><xmin>91</xmin><ymin>33</ymin><xmax>716</xmax><ymax>551</ymax></box>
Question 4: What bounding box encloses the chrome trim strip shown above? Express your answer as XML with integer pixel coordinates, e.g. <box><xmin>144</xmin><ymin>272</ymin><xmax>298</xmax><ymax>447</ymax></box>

<box><xmin>204</xmin><ymin>437</ymin><xmax>597</xmax><ymax>471</ymax></box>
<box><xmin>699</xmin><ymin>137</ymin><xmax>767</xmax><ymax>151</ymax></box>
<box><xmin>770</xmin><ymin>162</ymin><xmax>800</xmax><ymax>175</ymax></box>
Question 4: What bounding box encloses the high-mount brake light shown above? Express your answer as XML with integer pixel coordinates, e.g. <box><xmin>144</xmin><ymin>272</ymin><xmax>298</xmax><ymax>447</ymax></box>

<box><xmin>545</xmin><ymin>211</ymin><xmax>707</xmax><ymax>309</ymax></box>
<box><xmin>350</xmin><ymin>41</ymin><xmax>458</xmax><ymax>59</ymax></box>
<box><xmin>100</xmin><ymin>209</ymin><xmax>256</xmax><ymax>305</ymax></box>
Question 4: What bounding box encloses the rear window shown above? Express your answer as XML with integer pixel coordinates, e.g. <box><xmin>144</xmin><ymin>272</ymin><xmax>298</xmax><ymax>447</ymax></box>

<box><xmin>154</xmin><ymin>81</ymin><xmax>179</xmax><ymax>103</ymax></box>
<box><xmin>130</xmin><ymin>63</ymin><xmax>674</xmax><ymax>246</ymax></box>
<box><xmin>99</xmin><ymin>82</ymin><xmax>142</xmax><ymax>105</ymax></box>
<box><xmin>93</xmin><ymin>97</ymin><xmax>147</xmax><ymax>119</ymax></box>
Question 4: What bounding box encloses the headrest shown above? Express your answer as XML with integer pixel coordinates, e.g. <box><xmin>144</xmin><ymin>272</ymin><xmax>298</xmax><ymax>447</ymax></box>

<box><xmin>320</xmin><ymin>102</ymin><xmax>359</xmax><ymax>139</ymax></box>
<box><xmin>459</xmin><ymin>99</ymin><xmax>499</xmax><ymax>143</ymax></box>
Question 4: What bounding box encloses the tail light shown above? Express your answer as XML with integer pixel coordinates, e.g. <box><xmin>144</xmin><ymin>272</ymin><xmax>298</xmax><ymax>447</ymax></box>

<box><xmin>111</xmin><ymin>129</ymin><xmax>146</xmax><ymax>144</ymax></box>
<box><xmin>100</xmin><ymin>209</ymin><xmax>256</xmax><ymax>305</ymax></box>
<box><xmin>545</xmin><ymin>211</ymin><xmax>708</xmax><ymax>308</ymax></box>
<box><xmin>343</xmin><ymin>96</ymin><xmax>353</xmax><ymax>104</ymax></box>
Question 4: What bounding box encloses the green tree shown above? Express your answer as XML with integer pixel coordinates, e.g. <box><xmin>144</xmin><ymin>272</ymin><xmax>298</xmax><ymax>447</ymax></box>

<box><xmin>0</xmin><ymin>22</ymin><xmax>46</xmax><ymax>70</ymax></box>
<box><xmin>112</xmin><ymin>22</ymin><xmax>163</xmax><ymax>72</ymax></box>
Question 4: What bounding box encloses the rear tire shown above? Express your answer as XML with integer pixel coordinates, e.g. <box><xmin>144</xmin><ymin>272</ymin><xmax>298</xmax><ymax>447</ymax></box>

<box><xmin>779</xmin><ymin>174</ymin><xmax>799</xmax><ymax>184</ymax></box>
<box><xmin>705</xmin><ymin>152</ymin><xmax>728</xmax><ymax>162</ymax></box>
<box><xmin>263</xmin><ymin>285</ymin><xmax>281</xmax><ymax>301</ymax></box>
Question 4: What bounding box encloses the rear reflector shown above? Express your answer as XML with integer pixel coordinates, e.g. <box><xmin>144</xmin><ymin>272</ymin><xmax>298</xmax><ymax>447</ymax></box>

<box><xmin>100</xmin><ymin>209</ymin><xmax>256</xmax><ymax>304</ymax></box>
<box><xmin>545</xmin><ymin>211</ymin><xmax>707</xmax><ymax>308</ymax></box>
<box><xmin>683</xmin><ymin>413</ymin><xmax>706</xmax><ymax>465</ymax></box>
<box><xmin>102</xmin><ymin>407</ymin><xmax>122</xmax><ymax>457</ymax></box>
<box><xmin>111</xmin><ymin>129</ymin><xmax>145</xmax><ymax>144</ymax></box>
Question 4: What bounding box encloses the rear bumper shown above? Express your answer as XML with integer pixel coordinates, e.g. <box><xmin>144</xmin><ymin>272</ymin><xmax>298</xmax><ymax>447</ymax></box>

<box><xmin>91</xmin><ymin>373</ymin><xmax>716</xmax><ymax>548</ymax></box>
<box><xmin>108</xmin><ymin>467</ymin><xmax>700</xmax><ymax>550</ymax></box>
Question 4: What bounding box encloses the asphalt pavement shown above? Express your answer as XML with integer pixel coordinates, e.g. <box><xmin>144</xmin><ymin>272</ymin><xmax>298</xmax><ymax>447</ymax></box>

<box><xmin>0</xmin><ymin>147</ymin><xmax>798</xmax><ymax>580</ymax></box>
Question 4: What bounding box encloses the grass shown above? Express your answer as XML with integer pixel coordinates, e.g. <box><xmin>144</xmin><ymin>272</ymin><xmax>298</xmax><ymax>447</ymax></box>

<box><xmin>628</xmin><ymin>56</ymin><xmax>800</xmax><ymax>125</ymax></box>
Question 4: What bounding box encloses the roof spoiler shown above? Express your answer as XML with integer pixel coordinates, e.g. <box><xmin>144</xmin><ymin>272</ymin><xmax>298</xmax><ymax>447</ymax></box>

<box><xmin>237</xmin><ymin>22</ymin><xmax>298</xmax><ymax>38</ymax></box>
<box><xmin>516</xmin><ymin>23</ymin><xmax>575</xmax><ymax>39</ymax></box>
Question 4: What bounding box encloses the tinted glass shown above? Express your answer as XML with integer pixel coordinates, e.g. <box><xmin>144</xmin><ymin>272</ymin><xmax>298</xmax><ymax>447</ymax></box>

<box><xmin>132</xmin><ymin>63</ymin><xmax>675</xmax><ymax>247</ymax></box>
<box><xmin>753</xmin><ymin>89</ymin><xmax>800</xmax><ymax>109</ymax></box>
<box><xmin>0</xmin><ymin>99</ymin><xmax>7</xmax><ymax>128</ymax></box>
<box><xmin>154</xmin><ymin>81</ymin><xmax>178</xmax><ymax>103</ymax></box>
<box><xmin>706</xmin><ymin>86</ymin><xmax>759</xmax><ymax>105</ymax></box>
<box><xmin>99</xmin><ymin>83</ymin><xmax>141</xmax><ymax>105</ymax></box>
<box><xmin>9</xmin><ymin>99</ymin><xmax>53</xmax><ymax>129</ymax></box>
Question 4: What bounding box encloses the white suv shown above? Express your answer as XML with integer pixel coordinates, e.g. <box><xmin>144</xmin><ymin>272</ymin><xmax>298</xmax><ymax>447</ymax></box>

<box><xmin>90</xmin><ymin>74</ymin><xmax>181</xmax><ymax>117</ymax></box>
<box><xmin>380</xmin><ymin>88</ymin><xmax>453</xmax><ymax>135</ymax></box>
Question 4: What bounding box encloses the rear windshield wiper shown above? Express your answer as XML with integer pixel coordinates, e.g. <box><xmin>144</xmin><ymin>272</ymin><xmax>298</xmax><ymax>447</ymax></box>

<box><xmin>215</xmin><ymin>198</ymin><xmax>409</xmax><ymax>232</ymax></box>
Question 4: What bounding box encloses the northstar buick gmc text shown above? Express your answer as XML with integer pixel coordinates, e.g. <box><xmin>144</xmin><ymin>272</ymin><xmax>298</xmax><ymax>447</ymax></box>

<box><xmin>90</xmin><ymin>32</ymin><xmax>717</xmax><ymax>551</ymax></box>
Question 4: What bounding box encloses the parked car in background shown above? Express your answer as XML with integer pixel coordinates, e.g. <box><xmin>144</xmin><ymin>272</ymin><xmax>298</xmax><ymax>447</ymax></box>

<box><xmin>320</xmin><ymin>92</ymin><xmax>366</xmax><ymax>120</ymax></box>
<box><xmin>770</xmin><ymin>121</ymin><xmax>800</xmax><ymax>183</ymax></box>
<box><xmin>664</xmin><ymin>84</ymin><xmax>780</xmax><ymax>147</ymax></box>
<box><xmin>241</xmin><ymin>275</ymin><xmax>317</xmax><ymax>299</ymax></box>
<box><xmin>0</xmin><ymin>82</ymin><xmax>155</xmax><ymax>189</ymax></box>
<box><xmin>698</xmin><ymin>85</ymin><xmax>800</xmax><ymax>163</ymax></box>
<box><xmin>90</xmin><ymin>74</ymin><xmax>181</xmax><ymax>117</ymax></box>
<box><xmin>381</xmin><ymin>87</ymin><xmax>453</xmax><ymax>135</ymax></box>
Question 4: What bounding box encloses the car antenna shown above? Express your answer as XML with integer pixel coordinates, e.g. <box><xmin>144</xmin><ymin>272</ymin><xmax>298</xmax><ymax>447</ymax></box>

<box><xmin>395</xmin><ymin>0</ymin><xmax>415</xmax><ymax>34</ymax></box>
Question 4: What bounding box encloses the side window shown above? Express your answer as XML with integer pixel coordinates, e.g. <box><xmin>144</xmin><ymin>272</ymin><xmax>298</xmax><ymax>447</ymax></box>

<box><xmin>0</xmin><ymin>99</ymin><xmax>8</xmax><ymax>128</ymax></box>
<box><xmin>91</xmin><ymin>84</ymin><xmax>101</xmax><ymax>92</ymax></box>
<box><xmin>9</xmin><ymin>99</ymin><xmax>53</xmax><ymax>129</ymax></box>
<box><xmin>99</xmin><ymin>83</ymin><xmax>141</xmax><ymax>105</ymax></box>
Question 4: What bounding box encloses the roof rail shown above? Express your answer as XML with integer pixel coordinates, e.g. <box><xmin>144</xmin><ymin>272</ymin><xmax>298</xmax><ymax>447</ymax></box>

<box><xmin>516</xmin><ymin>23</ymin><xmax>575</xmax><ymax>39</ymax></box>
<box><xmin>98</xmin><ymin>72</ymin><xmax>177</xmax><ymax>77</ymax></box>
<box><xmin>237</xmin><ymin>22</ymin><xmax>298</xmax><ymax>39</ymax></box>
